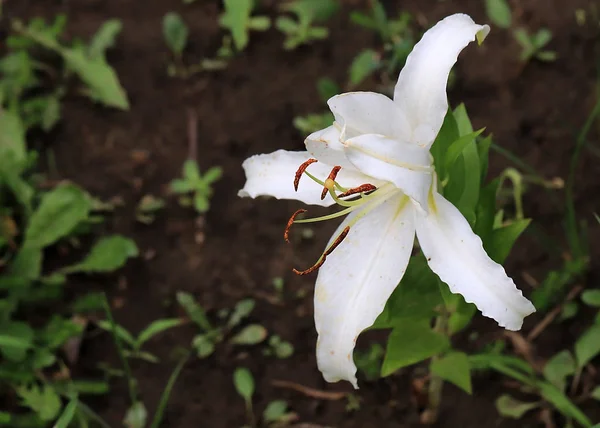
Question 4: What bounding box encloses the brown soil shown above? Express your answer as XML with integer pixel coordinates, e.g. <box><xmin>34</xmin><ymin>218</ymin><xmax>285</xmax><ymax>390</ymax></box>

<box><xmin>4</xmin><ymin>0</ymin><xmax>600</xmax><ymax>427</ymax></box>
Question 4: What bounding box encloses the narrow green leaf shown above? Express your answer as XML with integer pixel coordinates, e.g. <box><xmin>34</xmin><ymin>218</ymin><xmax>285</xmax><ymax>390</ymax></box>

<box><xmin>96</xmin><ymin>320</ymin><xmax>136</xmax><ymax>348</ymax></box>
<box><xmin>136</xmin><ymin>318</ymin><xmax>184</xmax><ymax>349</ymax></box>
<box><xmin>88</xmin><ymin>19</ymin><xmax>123</xmax><ymax>59</ymax></box>
<box><xmin>574</xmin><ymin>324</ymin><xmax>600</xmax><ymax>368</ymax></box>
<box><xmin>25</xmin><ymin>184</ymin><xmax>91</xmax><ymax>248</ymax></box>
<box><xmin>10</xmin><ymin>246</ymin><xmax>43</xmax><ymax>280</ymax></box>
<box><xmin>177</xmin><ymin>291</ymin><xmax>212</xmax><ymax>331</ymax></box>
<box><xmin>192</xmin><ymin>334</ymin><xmax>216</xmax><ymax>358</ymax></box>
<box><xmin>0</xmin><ymin>109</ymin><xmax>26</xmax><ymax>163</ymax></box>
<box><xmin>430</xmin><ymin>351</ymin><xmax>472</xmax><ymax>394</ymax></box>
<box><xmin>348</xmin><ymin>49</ymin><xmax>381</xmax><ymax>87</ymax></box>
<box><xmin>228</xmin><ymin>299</ymin><xmax>255</xmax><ymax>328</ymax></box>
<box><xmin>581</xmin><ymin>290</ymin><xmax>600</xmax><ymax>307</ymax></box>
<box><xmin>149</xmin><ymin>352</ymin><xmax>189</xmax><ymax>428</ymax></box>
<box><xmin>495</xmin><ymin>394</ymin><xmax>539</xmax><ymax>419</ymax></box>
<box><xmin>230</xmin><ymin>324</ymin><xmax>268</xmax><ymax>345</ymax></box>
<box><xmin>0</xmin><ymin>321</ymin><xmax>35</xmax><ymax>361</ymax></box>
<box><xmin>62</xmin><ymin>235</ymin><xmax>138</xmax><ymax>274</ymax></box>
<box><xmin>487</xmin><ymin>219</ymin><xmax>531</xmax><ymax>264</ymax></box>
<box><xmin>381</xmin><ymin>320</ymin><xmax>450</xmax><ymax>376</ymax></box>
<box><xmin>233</xmin><ymin>367</ymin><xmax>254</xmax><ymax>403</ymax></box>
<box><xmin>53</xmin><ymin>396</ymin><xmax>78</xmax><ymax>428</ymax></box>
<box><xmin>543</xmin><ymin>350</ymin><xmax>576</xmax><ymax>392</ymax></box>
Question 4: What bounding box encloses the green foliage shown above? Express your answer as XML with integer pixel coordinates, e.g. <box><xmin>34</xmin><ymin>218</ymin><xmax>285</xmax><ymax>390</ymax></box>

<box><xmin>495</xmin><ymin>394</ymin><xmax>539</xmax><ymax>419</ymax></box>
<box><xmin>484</xmin><ymin>0</ymin><xmax>512</xmax><ymax>29</ymax></box>
<box><xmin>349</xmin><ymin>1</ymin><xmax>414</xmax><ymax>86</ymax></box>
<box><xmin>163</xmin><ymin>12</ymin><xmax>188</xmax><ymax>57</ymax></box>
<box><xmin>170</xmin><ymin>159</ymin><xmax>222</xmax><ymax>214</ymax></box>
<box><xmin>430</xmin><ymin>351</ymin><xmax>472</xmax><ymax>394</ymax></box>
<box><xmin>220</xmin><ymin>0</ymin><xmax>271</xmax><ymax>51</ymax></box>
<box><xmin>276</xmin><ymin>0</ymin><xmax>338</xmax><ymax>50</ymax></box>
<box><xmin>354</xmin><ymin>343</ymin><xmax>384</xmax><ymax>381</ymax></box>
<box><xmin>514</xmin><ymin>28</ymin><xmax>557</xmax><ymax>63</ymax></box>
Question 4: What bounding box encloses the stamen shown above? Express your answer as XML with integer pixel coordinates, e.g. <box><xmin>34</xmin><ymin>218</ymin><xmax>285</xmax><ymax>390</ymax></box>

<box><xmin>320</xmin><ymin>166</ymin><xmax>341</xmax><ymax>200</ymax></box>
<box><xmin>293</xmin><ymin>226</ymin><xmax>350</xmax><ymax>275</ymax></box>
<box><xmin>338</xmin><ymin>184</ymin><xmax>377</xmax><ymax>198</ymax></box>
<box><xmin>294</xmin><ymin>158</ymin><xmax>318</xmax><ymax>191</ymax></box>
<box><xmin>284</xmin><ymin>209</ymin><xmax>307</xmax><ymax>242</ymax></box>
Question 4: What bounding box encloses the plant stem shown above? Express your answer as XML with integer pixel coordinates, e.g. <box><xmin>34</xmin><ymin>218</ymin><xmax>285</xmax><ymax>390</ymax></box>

<box><xmin>423</xmin><ymin>312</ymin><xmax>449</xmax><ymax>424</ymax></box>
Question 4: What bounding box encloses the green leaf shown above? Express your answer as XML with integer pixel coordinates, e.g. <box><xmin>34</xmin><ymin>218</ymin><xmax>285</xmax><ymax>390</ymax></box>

<box><xmin>88</xmin><ymin>19</ymin><xmax>123</xmax><ymax>59</ymax></box>
<box><xmin>162</xmin><ymin>12</ymin><xmax>188</xmax><ymax>56</ymax></box>
<box><xmin>10</xmin><ymin>246</ymin><xmax>43</xmax><ymax>280</ymax></box>
<box><xmin>221</xmin><ymin>0</ymin><xmax>253</xmax><ymax>51</ymax></box>
<box><xmin>16</xmin><ymin>383</ymin><xmax>62</xmax><ymax>422</ymax></box>
<box><xmin>96</xmin><ymin>320</ymin><xmax>136</xmax><ymax>348</ymax></box>
<box><xmin>538</xmin><ymin>381</ymin><xmax>592</xmax><ymax>427</ymax></box>
<box><xmin>193</xmin><ymin>193</ymin><xmax>209</xmax><ymax>213</ymax></box>
<box><xmin>495</xmin><ymin>394</ymin><xmax>539</xmax><ymax>419</ymax></box>
<box><xmin>61</xmin><ymin>47</ymin><xmax>129</xmax><ymax>110</ymax></box>
<box><xmin>0</xmin><ymin>321</ymin><xmax>34</xmax><ymax>361</ymax></box>
<box><xmin>0</xmin><ymin>109</ymin><xmax>27</xmax><ymax>163</ymax></box>
<box><xmin>263</xmin><ymin>400</ymin><xmax>288</xmax><ymax>423</ymax></box>
<box><xmin>170</xmin><ymin>178</ymin><xmax>193</xmax><ymax>194</ymax></box>
<box><xmin>177</xmin><ymin>291</ymin><xmax>212</xmax><ymax>331</ymax></box>
<box><xmin>430</xmin><ymin>351</ymin><xmax>472</xmax><ymax>394</ymax></box>
<box><xmin>591</xmin><ymin>386</ymin><xmax>600</xmax><ymax>400</ymax></box>
<box><xmin>316</xmin><ymin>77</ymin><xmax>340</xmax><ymax>103</ymax></box>
<box><xmin>248</xmin><ymin>16</ymin><xmax>271</xmax><ymax>31</ymax></box>
<box><xmin>233</xmin><ymin>367</ymin><xmax>254</xmax><ymax>403</ymax></box>
<box><xmin>192</xmin><ymin>334</ymin><xmax>216</xmax><ymax>358</ymax></box>
<box><xmin>487</xmin><ymin>219</ymin><xmax>531</xmax><ymax>264</ymax></box>
<box><xmin>574</xmin><ymin>324</ymin><xmax>600</xmax><ymax>367</ymax></box>
<box><xmin>124</xmin><ymin>401</ymin><xmax>147</xmax><ymax>428</ymax></box>
<box><xmin>533</xmin><ymin>29</ymin><xmax>552</xmax><ymax>48</ymax></box>
<box><xmin>348</xmin><ymin>49</ymin><xmax>381</xmax><ymax>87</ymax></box>
<box><xmin>381</xmin><ymin>320</ymin><xmax>450</xmax><ymax>376</ymax></box>
<box><xmin>228</xmin><ymin>299</ymin><xmax>255</xmax><ymax>328</ymax></box>
<box><xmin>53</xmin><ymin>396</ymin><xmax>78</xmax><ymax>428</ymax></box>
<box><xmin>25</xmin><ymin>184</ymin><xmax>91</xmax><ymax>248</ymax></box>
<box><xmin>230</xmin><ymin>324</ymin><xmax>268</xmax><ymax>345</ymax></box>
<box><xmin>431</xmin><ymin>109</ymin><xmax>460</xmax><ymax>180</ymax></box>
<box><xmin>543</xmin><ymin>350</ymin><xmax>576</xmax><ymax>392</ymax></box>
<box><xmin>183</xmin><ymin>159</ymin><xmax>201</xmax><ymax>181</ymax></box>
<box><xmin>136</xmin><ymin>318</ymin><xmax>184</xmax><ymax>349</ymax></box>
<box><xmin>204</xmin><ymin>166</ymin><xmax>223</xmax><ymax>184</ymax></box>
<box><xmin>282</xmin><ymin>0</ymin><xmax>339</xmax><ymax>23</ymax></box>
<box><xmin>62</xmin><ymin>235</ymin><xmax>138</xmax><ymax>274</ymax></box>
<box><xmin>581</xmin><ymin>290</ymin><xmax>600</xmax><ymax>307</ymax></box>
<box><xmin>275</xmin><ymin>16</ymin><xmax>298</xmax><ymax>34</ymax></box>
<box><xmin>443</xmin><ymin>129</ymin><xmax>485</xmax><ymax>179</ymax></box>
<box><xmin>484</xmin><ymin>0</ymin><xmax>512</xmax><ymax>29</ymax></box>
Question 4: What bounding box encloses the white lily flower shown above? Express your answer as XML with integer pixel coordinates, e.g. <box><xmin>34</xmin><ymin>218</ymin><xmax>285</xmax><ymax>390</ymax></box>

<box><xmin>238</xmin><ymin>14</ymin><xmax>535</xmax><ymax>388</ymax></box>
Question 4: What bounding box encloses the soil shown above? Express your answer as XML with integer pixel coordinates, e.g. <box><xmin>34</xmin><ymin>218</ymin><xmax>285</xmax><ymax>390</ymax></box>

<box><xmin>3</xmin><ymin>0</ymin><xmax>600</xmax><ymax>427</ymax></box>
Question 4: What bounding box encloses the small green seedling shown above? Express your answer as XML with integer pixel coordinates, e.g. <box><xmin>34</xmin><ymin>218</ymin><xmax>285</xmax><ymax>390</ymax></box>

<box><xmin>354</xmin><ymin>343</ymin><xmax>385</xmax><ymax>381</ymax></box>
<box><xmin>136</xmin><ymin>195</ymin><xmax>165</xmax><ymax>225</ymax></box>
<box><xmin>219</xmin><ymin>0</ymin><xmax>271</xmax><ymax>51</ymax></box>
<box><xmin>263</xmin><ymin>400</ymin><xmax>296</xmax><ymax>426</ymax></box>
<box><xmin>97</xmin><ymin>318</ymin><xmax>184</xmax><ymax>363</ymax></box>
<box><xmin>170</xmin><ymin>159</ymin><xmax>222</xmax><ymax>214</ymax></box>
<box><xmin>484</xmin><ymin>0</ymin><xmax>512</xmax><ymax>29</ymax></box>
<box><xmin>162</xmin><ymin>12</ymin><xmax>227</xmax><ymax>77</ymax></box>
<box><xmin>349</xmin><ymin>1</ymin><xmax>414</xmax><ymax>86</ymax></box>
<box><xmin>275</xmin><ymin>0</ymin><xmax>338</xmax><ymax>50</ymax></box>
<box><xmin>514</xmin><ymin>28</ymin><xmax>557</xmax><ymax>62</ymax></box>
<box><xmin>263</xmin><ymin>335</ymin><xmax>294</xmax><ymax>359</ymax></box>
<box><xmin>234</xmin><ymin>367</ymin><xmax>256</xmax><ymax>427</ymax></box>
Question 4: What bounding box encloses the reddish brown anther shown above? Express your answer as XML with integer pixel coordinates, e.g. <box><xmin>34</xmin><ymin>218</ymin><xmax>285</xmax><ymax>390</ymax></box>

<box><xmin>320</xmin><ymin>166</ymin><xmax>342</xmax><ymax>200</ymax></box>
<box><xmin>338</xmin><ymin>184</ymin><xmax>377</xmax><ymax>198</ymax></box>
<box><xmin>284</xmin><ymin>209</ymin><xmax>307</xmax><ymax>243</ymax></box>
<box><xmin>293</xmin><ymin>226</ymin><xmax>350</xmax><ymax>275</ymax></box>
<box><xmin>294</xmin><ymin>158</ymin><xmax>318</xmax><ymax>191</ymax></box>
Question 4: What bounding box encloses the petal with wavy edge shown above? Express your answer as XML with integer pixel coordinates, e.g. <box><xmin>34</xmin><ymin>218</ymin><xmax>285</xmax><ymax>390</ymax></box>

<box><xmin>328</xmin><ymin>92</ymin><xmax>412</xmax><ymax>141</ymax></box>
<box><xmin>394</xmin><ymin>14</ymin><xmax>490</xmax><ymax>147</ymax></box>
<box><xmin>238</xmin><ymin>150</ymin><xmax>376</xmax><ymax>207</ymax></box>
<box><xmin>305</xmin><ymin>125</ymin><xmax>356</xmax><ymax>170</ymax></box>
<box><xmin>415</xmin><ymin>191</ymin><xmax>536</xmax><ymax>330</ymax></box>
<box><xmin>343</xmin><ymin>134</ymin><xmax>433</xmax><ymax>211</ymax></box>
<box><xmin>314</xmin><ymin>193</ymin><xmax>415</xmax><ymax>388</ymax></box>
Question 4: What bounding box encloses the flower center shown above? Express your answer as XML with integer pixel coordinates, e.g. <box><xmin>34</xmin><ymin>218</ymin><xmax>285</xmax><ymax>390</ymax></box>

<box><xmin>285</xmin><ymin>159</ymin><xmax>397</xmax><ymax>275</ymax></box>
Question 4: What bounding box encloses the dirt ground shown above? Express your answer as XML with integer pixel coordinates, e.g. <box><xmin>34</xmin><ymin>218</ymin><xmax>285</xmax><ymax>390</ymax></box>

<box><xmin>4</xmin><ymin>0</ymin><xmax>600</xmax><ymax>427</ymax></box>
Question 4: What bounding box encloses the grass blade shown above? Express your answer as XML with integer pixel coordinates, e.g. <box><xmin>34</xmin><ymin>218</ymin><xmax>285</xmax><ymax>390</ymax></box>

<box><xmin>150</xmin><ymin>351</ymin><xmax>190</xmax><ymax>428</ymax></box>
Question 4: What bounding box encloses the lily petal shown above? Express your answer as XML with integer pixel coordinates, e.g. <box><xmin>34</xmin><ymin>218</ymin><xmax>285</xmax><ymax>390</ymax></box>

<box><xmin>415</xmin><ymin>191</ymin><xmax>536</xmax><ymax>330</ymax></box>
<box><xmin>328</xmin><ymin>92</ymin><xmax>412</xmax><ymax>141</ymax></box>
<box><xmin>343</xmin><ymin>134</ymin><xmax>433</xmax><ymax>211</ymax></box>
<box><xmin>239</xmin><ymin>150</ymin><xmax>375</xmax><ymax>207</ymax></box>
<box><xmin>305</xmin><ymin>125</ymin><xmax>356</xmax><ymax>170</ymax></box>
<box><xmin>314</xmin><ymin>193</ymin><xmax>415</xmax><ymax>388</ymax></box>
<box><xmin>394</xmin><ymin>14</ymin><xmax>490</xmax><ymax>147</ymax></box>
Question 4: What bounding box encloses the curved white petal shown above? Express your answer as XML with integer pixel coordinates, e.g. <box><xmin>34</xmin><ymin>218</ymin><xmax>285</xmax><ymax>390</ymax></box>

<box><xmin>343</xmin><ymin>134</ymin><xmax>433</xmax><ymax>211</ymax></box>
<box><xmin>415</xmin><ymin>192</ymin><xmax>535</xmax><ymax>330</ymax></box>
<box><xmin>238</xmin><ymin>150</ymin><xmax>375</xmax><ymax>207</ymax></box>
<box><xmin>328</xmin><ymin>92</ymin><xmax>412</xmax><ymax>141</ymax></box>
<box><xmin>314</xmin><ymin>193</ymin><xmax>415</xmax><ymax>388</ymax></box>
<box><xmin>394</xmin><ymin>14</ymin><xmax>490</xmax><ymax>147</ymax></box>
<box><xmin>305</xmin><ymin>126</ymin><xmax>356</xmax><ymax>170</ymax></box>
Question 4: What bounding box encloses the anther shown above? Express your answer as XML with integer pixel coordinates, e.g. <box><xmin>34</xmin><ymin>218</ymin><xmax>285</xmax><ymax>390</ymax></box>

<box><xmin>320</xmin><ymin>166</ymin><xmax>341</xmax><ymax>200</ymax></box>
<box><xmin>338</xmin><ymin>184</ymin><xmax>377</xmax><ymax>198</ymax></box>
<box><xmin>293</xmin><ymin>226</ymin><xmax>350</xmax><ymax>275</ymax></box>
<box><xmin>294</xmin><ymin>158</ymin><xmax>318</xmax><ymax>191</ymax></box>
<box><xmin>284</xmin><ymin>209</ymin><xmax>307</xmax><ymax>242</ymax></box>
